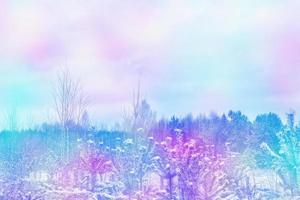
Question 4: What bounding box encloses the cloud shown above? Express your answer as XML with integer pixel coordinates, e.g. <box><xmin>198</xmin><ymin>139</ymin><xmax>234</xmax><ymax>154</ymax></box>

<box><xmin>0</xmin><ymin>0</ymin><xmax>300</xmax><ymax>124</ymax></box>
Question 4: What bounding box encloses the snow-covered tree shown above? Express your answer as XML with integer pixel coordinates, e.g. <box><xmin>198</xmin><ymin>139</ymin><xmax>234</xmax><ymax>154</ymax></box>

<box><xmin>109</xmin><ymin>136</ymin><xmax>156</xmax><ymax>198</ymax></box>
<box><xmin>260</xmin><ymin>113</ymin><xmax>300</xmax><ymax>196</ymax></box>
<box><xmin>154</xmin><ymin>132</ymin><xmax>231</xmax><ymax>200</ymax></box>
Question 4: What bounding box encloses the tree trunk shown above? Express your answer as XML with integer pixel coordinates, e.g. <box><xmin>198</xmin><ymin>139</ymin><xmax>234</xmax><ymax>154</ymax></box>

<box><xmin>160</xmin><ymin>176</ymin><xmax>164</xmax><ymax>189</ymax></box>
<box><xmin>168</xmin><ymin>176</ymin><xmax>173</xmax><ymax>199</ymax></box>
<box><xmin>90</xmin><ymin>171</ymin><xmax>97</xmax><ymax>192</ymax></box>
<box><xmin>290</xmin><ymin>168</ymin><xmax>299</xmax><ymax>196</ymax></box>
<box><xmin>139</xmin><ymin>175</ymin><xmax>143</xmax><ymax>190</ymax></box>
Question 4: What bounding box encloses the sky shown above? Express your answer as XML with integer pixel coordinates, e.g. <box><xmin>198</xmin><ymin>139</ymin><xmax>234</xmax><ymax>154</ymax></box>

<box><xmin>0</xmin><ymin>0</ymin><xmax>300</xmax><ymax>127</ymax></box>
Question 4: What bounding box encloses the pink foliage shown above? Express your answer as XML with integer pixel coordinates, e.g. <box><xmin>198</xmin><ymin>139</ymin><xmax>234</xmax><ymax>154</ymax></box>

<box><xmin>156</xmin><ymin>135</ymin><xmax>228</xmax><ymax>199</ymax></box>
<box><xmin>79</xmin><ymin>151</ymin><xmax>113</xmax><ymax>174</ymax></box>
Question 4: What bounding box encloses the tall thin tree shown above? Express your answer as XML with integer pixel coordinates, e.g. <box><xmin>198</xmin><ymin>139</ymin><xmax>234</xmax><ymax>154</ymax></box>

<box><xmin>52</xmin><ymin>68</ymin><xmax>87</xmax><ymax>161</ymax></box>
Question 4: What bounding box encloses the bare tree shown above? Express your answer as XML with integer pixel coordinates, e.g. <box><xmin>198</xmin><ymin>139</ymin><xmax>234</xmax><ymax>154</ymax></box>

<box><xmin>52</xmin><ymin>68</ymin><xmax>88</xmax><ymax>160</ymax></box>
<box><xmin>5</xmin><ymin>106</ymin><xmax>18</xmax><ymax>132</ymax></box>
<box><xmin>123</xmin><ymin>79</ymin><xmax>156</xmax><ymax>134</ymax></box>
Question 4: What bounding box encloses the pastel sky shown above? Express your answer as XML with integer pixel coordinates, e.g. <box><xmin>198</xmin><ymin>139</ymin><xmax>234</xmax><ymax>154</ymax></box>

<box><xmin>0</xmin><ymin>0</ymin><xmax>300</xmax><ymax>127</ymax></box>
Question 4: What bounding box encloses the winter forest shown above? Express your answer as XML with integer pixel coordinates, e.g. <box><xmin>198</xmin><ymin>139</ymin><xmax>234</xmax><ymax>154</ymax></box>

<box><xmin>2</xmin><ymin>1</ymin><xmax>300</xmax><ymax>200</ymax></box>
<box><xmin>0</xmin><ymin>68</ymin><xmax>299</xmax><ymax>200</ymax></box>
